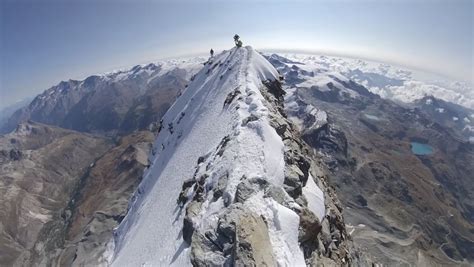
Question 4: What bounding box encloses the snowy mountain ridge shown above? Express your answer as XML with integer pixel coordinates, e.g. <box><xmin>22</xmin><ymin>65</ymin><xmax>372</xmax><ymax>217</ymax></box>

<box><xmin>266</xmin><ymin>53</ymin><xmax>474</xmax><ymax>143</ymax></box>
<box><xmin>1</xmin><ymin>57</ymin><xmax>206</xmax><ymax>134</ymax></box>
<box><xmin>37</xmin><ymin>57</ymin><xmax>205</xmax><ymax>103</ymax></box>
<box><xmin>267</xmin><ymin>53</ymin><xmax>474</xmax><ymax>109</ymax></box>
<box><xmin>111</xmin><ymin>46</ymin><xmax>346</xmax><ymax>266</ymax></box>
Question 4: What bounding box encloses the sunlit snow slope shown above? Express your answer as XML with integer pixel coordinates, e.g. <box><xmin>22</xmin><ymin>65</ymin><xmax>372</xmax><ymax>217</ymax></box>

<box><xmin>112</xmin><ymin>46</ymin><xmax>325</xmax><ymax>266</ymax></box>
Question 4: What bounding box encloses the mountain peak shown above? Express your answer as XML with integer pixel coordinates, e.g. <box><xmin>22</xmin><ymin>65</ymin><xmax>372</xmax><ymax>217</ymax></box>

<box><xmin>111</xmin><ymin>47</ymin><xmax>335</xmax><ymax>266</ymax></box>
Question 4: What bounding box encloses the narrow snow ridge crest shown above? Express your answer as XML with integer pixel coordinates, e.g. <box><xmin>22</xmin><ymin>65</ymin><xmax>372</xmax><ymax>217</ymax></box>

<box><xmin>112</xmin><ymin>46</ymin><xmax>307</xmax><ymax>266</ymax></box>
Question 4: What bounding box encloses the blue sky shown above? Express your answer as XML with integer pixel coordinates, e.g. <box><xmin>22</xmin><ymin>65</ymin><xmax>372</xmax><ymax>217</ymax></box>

<box><xmin>1</xmin><ymin>0</ymin><xmax>472</xmax><ymax>108</ymax></box>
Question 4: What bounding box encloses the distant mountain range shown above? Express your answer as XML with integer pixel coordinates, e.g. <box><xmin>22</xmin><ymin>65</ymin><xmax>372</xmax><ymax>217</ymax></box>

<box><xmin>3</xmin><ymin>53</ymin><xmax>472</xmax><ymax>138</ymax></box>
<box><xmin>1</xmin><ymin>49</ymin><xmax>472</xmax><ymax>266</ymax></box>
<box><xmin>273</xmin><ymin>53</ymin><xmax>474</xmax><ymax>110</ymax></box>
<box><xmin>1</xmin><ymin>58</ymin><xmax>205</xmax><ymax>135</ymax></box>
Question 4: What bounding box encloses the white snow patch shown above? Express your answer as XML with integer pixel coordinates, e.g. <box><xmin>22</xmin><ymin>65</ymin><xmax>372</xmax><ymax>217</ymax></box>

<box><xmin>463</xmin><ymin>125</ymin><xmax>474</xmax><ymax>133</ymax></box>
<box><xmin>27</xmin><ymin>210</ymin><xmax>50</xmax><ymax>223</ymax></box>
<box><xmin>303</xmin><ymin>174</ymin><xmax>325</xmax><ymax>222</ymax></box>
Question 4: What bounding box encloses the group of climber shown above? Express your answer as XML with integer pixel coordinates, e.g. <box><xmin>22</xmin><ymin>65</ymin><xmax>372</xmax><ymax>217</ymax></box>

<box><xmin>209</xmin><ymin>34</ymin><xmax>243</xmax><ymax>58</ymax></box>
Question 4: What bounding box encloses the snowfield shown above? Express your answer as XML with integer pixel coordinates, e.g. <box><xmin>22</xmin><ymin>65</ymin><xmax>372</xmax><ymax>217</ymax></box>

<box><xmin>112</xmin><ymin>46</ymin><xmax>322</xmax><ymax>266</ymax></box>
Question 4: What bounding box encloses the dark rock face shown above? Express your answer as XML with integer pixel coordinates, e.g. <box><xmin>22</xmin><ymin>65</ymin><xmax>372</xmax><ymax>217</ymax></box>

<box><xmin>263</xmin><ymin>79</ymin><xmax>286</xmax><ymax>102</ymax></box>
<box><xmin>0</xmin><ymin>149</ymin><xmax>22</xmax><ymax>161</ymax></box>
<box><xmin>183</xmin><ymin>201</ymin><xmax>201</xmax><ymax>245</ymax></box>
<box><xmin>9</xmin><ymin>149</ymin><xmax>22</xmax><ymax>160</ymax></box>
<box><xmin>303</xmin><ymin>123</ymin><xmax>347</xmax><ymax>156</ymax></box>
<box><xmin>181</xmin><ymin>160</ymin><xmax>279</xmax><ymax>266</ymax></box>
<box><xmin>223</xmin><ymin>88</ymin><xmax>242</xmax><ymax>108</ymax></box>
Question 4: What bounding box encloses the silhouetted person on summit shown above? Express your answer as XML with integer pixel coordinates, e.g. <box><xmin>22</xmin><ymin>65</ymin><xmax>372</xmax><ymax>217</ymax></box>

<box><xmin>234</xmin><ymin>34</ymin><xmax>242</xmax><ymax>47</ymax></box>
<box><xmin>210</xmin><ymin>48</ymin><xmax>214</xmax><ymax>57</ymax></box>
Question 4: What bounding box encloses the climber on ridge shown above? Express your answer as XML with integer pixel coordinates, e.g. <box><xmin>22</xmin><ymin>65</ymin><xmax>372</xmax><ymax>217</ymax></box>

<box><xmin>210</xmin><ymin>48</ymin><xmax>214</xmax><ymax>57</ymax></box>
<box><xmin>234</xmin><ymin>34</ymin><xmax>243</xmax><ymax>47</ymax></box>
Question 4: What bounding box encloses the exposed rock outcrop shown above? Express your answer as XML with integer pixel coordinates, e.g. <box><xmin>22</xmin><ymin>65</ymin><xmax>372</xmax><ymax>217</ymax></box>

<box><xmin>177</xmin><ymin>77</ymin><xmax>367</xmax><ymax>266</ymax></box>
<box><xmin>190</xmin><ymin>205</ymin><xmax>275</xmax><ymax>267</ymax></box>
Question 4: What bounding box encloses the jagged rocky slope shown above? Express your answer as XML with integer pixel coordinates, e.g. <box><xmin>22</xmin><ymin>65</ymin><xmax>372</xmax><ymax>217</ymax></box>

<box><xmin>112</xmin><ymin>46</ymin><xmax>367</xmax><ymax>266</ymax></box>
<box><xmin>1</xmin><ymin>59</ymin><xmax>203</xmax><ymax>135</ymax></box>
<box><xmin>267</xmin><ymin>54</ymin><xmax>474</xmax><ymax>266</ymax></box>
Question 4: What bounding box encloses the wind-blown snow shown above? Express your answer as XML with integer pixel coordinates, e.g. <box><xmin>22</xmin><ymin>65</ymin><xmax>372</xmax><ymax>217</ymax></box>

<box><xmin>112</xmin><ymin>46</ymin><xmax>315</xmax><ymax>266</ymax></box>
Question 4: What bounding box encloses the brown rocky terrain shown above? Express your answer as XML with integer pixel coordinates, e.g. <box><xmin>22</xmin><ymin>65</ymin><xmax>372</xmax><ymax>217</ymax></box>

<box><xmin>0</xmin><ymin>59</ymin><xmax>201</xmax><ymax>266</ymax></box>
<box><xmin>268</xmin><ymin>55</ymin><xmax>474</xmax><ymax>266</ymax></box>
<box><xmin>302</xmin><ymin>98</ymin><xmax>474</xmax><ymax>266</ymax></box>
<box><xmin>0</xmin><ymin>121</ymin><xmax>155</xmax><ymax>266</ymax></box>
<box><xmin>55</xmin><ymin>131</ymin><xmax>154</xmax><ymax>266</ymax></box>
<box><xmin>0</xmin><ymin>122</ymin><xmax>112</xmax><ymax>266</ymax></box>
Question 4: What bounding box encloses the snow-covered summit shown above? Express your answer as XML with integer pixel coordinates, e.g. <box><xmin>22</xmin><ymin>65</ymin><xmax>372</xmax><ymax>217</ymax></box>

<box><xmin>111</xmin><ymin>46</ymin><xmax>327</xmax><ymax>266</ymax></box>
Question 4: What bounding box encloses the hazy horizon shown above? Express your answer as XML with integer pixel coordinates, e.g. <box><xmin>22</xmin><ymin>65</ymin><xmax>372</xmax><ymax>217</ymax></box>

<box><xmin>1</xmin><ymin>0</ymin><xmax>472</xmax><ymax>108</ymax></box>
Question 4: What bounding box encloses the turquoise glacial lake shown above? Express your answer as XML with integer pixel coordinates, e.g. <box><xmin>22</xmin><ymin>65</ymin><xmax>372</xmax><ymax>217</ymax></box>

<box><xmin>410</xmin><ymin>142</ymin><xmax>434</xmax><ymax>155</ymax></box>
